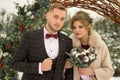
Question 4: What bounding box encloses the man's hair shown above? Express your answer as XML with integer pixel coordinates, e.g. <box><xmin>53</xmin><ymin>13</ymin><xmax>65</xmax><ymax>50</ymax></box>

<box><xmin>47</xmin><ymin>3</ymin><xmax>66</xmax><ymax>13</ymax></box>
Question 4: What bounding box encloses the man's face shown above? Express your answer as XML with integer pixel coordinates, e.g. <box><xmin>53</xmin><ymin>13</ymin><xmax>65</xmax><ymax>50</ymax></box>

<box><xmin>46</xmin><ymin>8</ymin><xmax>66</xmax><ymax>34</ymax></box>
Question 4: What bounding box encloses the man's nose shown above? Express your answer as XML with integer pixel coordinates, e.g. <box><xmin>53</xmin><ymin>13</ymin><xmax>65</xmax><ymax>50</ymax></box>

<box><xmin>56</xmin><ymin>19</ymin><xmax>61</xmax><ymax>24</ymax></box>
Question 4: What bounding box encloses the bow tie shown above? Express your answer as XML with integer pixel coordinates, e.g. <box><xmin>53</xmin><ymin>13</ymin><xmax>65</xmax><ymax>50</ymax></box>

<box><xmin>46</xmin><ymin>33</ymin><xmax>58</xmax><ymax>39</ymax></box>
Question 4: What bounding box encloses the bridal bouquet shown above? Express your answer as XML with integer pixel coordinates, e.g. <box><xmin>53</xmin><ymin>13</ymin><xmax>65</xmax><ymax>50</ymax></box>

<box><xmin>66</xmin><ymin>47</ymin><xmax>97</xmax><ymax>80</ymax></box>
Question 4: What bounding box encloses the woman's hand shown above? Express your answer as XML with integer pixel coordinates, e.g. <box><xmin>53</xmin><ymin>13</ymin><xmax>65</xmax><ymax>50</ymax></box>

<box><xmin>78</xmin><ymin>68</ymin><xmax>94</xmax><ymax>76</ymax></box>
<box><xmin>64</xmin><ymin>59</ymin><xmax>72</xmax><ymax>69</ymax></box>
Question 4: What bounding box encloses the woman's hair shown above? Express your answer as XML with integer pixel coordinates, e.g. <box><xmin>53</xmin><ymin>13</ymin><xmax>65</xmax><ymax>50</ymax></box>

<box><xmin>70</xmin><ymin>11</ymin><xmax>93</xmax><ymax>30</ymax></box>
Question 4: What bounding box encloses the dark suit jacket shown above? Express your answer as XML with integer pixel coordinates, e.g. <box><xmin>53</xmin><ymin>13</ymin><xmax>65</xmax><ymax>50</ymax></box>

<box><xmin>11</xmin><ymin>27</ymin><xmax>73</xmax><ymax>80</ymax></box>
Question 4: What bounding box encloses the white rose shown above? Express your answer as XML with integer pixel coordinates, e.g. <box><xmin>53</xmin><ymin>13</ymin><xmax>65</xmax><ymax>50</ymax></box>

<box><xmin>26</xmin><ymin>11</ymin><xmax>32</xmax><ymax>16</ymax></box>
<box><xmin>6</xmin><ymin>37</ymin><xmax>11</xmax><ymax>40</ymax></box>
<box><xmin>72</xmin><ymin>51</ymin><xmax>77</xmax><ymax>55</ymax></box>
<box><xmin>3</xmin><ymin>52</ymin><xmax>9</xmax><ymax>57</ymax></box>
<box><xmin>80</xmin><ymin>51</ymin><xmax>86</xmax><ymax>55</ymax></box>
<box><xmin>84</xmin><ymin>49</ymin><xmax>89</xmax><ymax>53</ymax></box>
<box><xmin>89</xmin><ymin>47</ymin><xmax>94</xmax><ymax>52</ymax></box>
<box><xmin>83</xmin><ymin>56</ymin><xmax>89</xmax><ymax>62</ymax></box>
<box><xmin>75</xmin><ymin>53</ymin><xmax>80</xmax><ymax>57</ymax></box>
<box><xmin>89</xmin><ymin>54</ymin><xmax>95</xmax><ymax>60</ymax></box>
<box><xmin>24</xmin><ymin>6</ymin><xmax>27</xmax><ymax>12</ymax></box>
<box><xmin>0</xmin><ymin>31</ymin><xmax>7</xmax><ymax>39</ymax></box>
<box><xmin>71</xmin><ymin>48</ymin><xmax>76</xmax><ymax>52</ymax></box>
<box><xmin>117</xmin><ymin>59</ymin><xmax>120</xmax><ymax>63</ymax></box>
<box><xmin>0</xmin><ymin>49</ymin><xmax>3</xmax><ymax>59</ymax></box>
<box><xmin>30</xmin><ymin>15</ymin><xmax>34</xmax><ymax>19</ymax></box>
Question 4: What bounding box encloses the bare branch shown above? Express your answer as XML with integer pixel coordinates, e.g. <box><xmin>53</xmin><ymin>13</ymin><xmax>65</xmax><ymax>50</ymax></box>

<box><xmin>51</xmin><ymin>0</ymin><xmax>120</xmax><ymax>26</ymax></box>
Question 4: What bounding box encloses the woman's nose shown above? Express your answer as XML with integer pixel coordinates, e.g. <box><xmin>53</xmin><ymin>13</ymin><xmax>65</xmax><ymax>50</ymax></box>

<box><xmin>75</xmin><ymin>28</ymin><xmax>80</xmax><ymax>32</ymax></box>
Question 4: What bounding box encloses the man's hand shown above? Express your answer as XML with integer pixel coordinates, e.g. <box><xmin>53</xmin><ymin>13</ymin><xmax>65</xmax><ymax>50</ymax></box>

<box><xmin>41</xmin><ymin>58</ymin><xmax>53</xmax><ymax>71</ymax></box>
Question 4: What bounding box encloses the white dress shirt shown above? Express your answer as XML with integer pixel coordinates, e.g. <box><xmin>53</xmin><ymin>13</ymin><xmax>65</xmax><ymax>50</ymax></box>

<box><xmin>39</xmin><ymin>27</ymin><xmax>59</xmax><ymax>74</ymax></box>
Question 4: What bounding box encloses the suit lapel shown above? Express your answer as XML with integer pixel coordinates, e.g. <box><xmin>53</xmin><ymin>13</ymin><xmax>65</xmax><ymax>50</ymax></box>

<box><xmin>53</xmin><ymin>33</ymin><xmax>67</xmax><ymax>79</ymax></box>
<box><xmin>58</xmin><ymin>33</ymin><xmax>66</xmax><ymax>57</ymax></box>
<box><xmin>37</xmin><ymin>27</ymin><xmax>49</xmax><ymax>60</ymax></box>
<box><xmin>37</xmin><ymin>29</ymin><xmax>66</xmax><ymax>61</ymax></box>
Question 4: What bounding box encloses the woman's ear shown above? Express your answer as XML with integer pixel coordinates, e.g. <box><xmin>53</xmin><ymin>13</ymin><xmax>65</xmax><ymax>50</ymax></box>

<box><xmin>86</xmin><ymin>27</ymin><xmax>90</xmax><ymax>32</ymax></box>
<box><xmin>87</xmin><ymin>24</ymin><xmax>92</xmax><ymax>30</ymax></box>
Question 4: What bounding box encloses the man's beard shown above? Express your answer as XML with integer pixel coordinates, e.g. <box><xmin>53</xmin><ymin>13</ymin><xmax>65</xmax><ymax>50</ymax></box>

<box><xmin>48</xmin><ymin>23</ymin><xmax>57</xmax><ymax>32</ymax></box>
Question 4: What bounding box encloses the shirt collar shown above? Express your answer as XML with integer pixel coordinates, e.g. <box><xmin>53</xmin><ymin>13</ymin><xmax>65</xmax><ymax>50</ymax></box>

<box><xmin>44</xmin><ymin>27</ymin><xmax>58</xmax><ymax>36</ymax></box>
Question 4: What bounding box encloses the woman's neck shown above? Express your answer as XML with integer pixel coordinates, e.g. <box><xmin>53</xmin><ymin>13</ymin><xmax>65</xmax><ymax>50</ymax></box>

<box><xmin>80</xmin><ymin>35</ymin><xmax>89</xmax><ymax>45</ymax></box>
<box><xmin>80</xmin><ymin>35</ymin><xmax>90</xmax><ymax>50</ymax></box>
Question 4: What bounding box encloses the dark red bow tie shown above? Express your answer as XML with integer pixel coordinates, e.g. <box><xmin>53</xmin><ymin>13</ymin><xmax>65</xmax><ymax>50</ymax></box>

<box><xmin>46</xmin><ymin>33</ymin><xmax>58</xmax><ymax>39</ymax></box>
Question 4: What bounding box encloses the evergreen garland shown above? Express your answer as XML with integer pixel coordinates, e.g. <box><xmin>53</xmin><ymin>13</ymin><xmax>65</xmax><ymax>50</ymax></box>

<box><xmin>0</xmin><ymin>0</ymin><xmax>50</xmax><ymax>79</ymax></box>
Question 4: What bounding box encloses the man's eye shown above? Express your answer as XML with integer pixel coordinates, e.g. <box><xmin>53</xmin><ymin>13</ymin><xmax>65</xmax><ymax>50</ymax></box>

<box><xmin>61</xmin><ymin>18</ymin><xmax>65</xmax><ymax>21</ymax></box>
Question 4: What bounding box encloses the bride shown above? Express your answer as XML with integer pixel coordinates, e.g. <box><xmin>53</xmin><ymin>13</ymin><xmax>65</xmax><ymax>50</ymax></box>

<box><xmin>65</xmin><ymin>11</ymin><xmax>114</xmax><ymax>80</ymax></box>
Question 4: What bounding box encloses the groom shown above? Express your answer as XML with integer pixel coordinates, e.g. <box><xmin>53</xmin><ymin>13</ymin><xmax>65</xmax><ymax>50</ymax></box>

<box><xmin>11</xmin><ymin>3</ymin><xmax>73</xmax><ymax>80</ymax></box>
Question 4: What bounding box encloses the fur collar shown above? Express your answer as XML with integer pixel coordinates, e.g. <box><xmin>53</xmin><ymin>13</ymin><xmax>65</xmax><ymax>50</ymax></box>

<box><xmin>70</xmin><ymin>30</ymin><xmax>103</xmax><ymax>48</ymax></box>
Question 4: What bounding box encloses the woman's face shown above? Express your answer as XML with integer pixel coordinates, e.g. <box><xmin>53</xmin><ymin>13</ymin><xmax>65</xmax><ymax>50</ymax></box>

<box><xmin>72</xmin><ymin>20</ymin><xmax>89</xmax><ymax>39</ymax></box>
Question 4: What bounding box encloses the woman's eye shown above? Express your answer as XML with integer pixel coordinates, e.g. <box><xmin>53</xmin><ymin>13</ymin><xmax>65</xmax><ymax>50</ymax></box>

<box><xmin>72</xmin><ymin>26</ymin><xmax>76</xmax><ymax>29</ymax></box>
<box><xmin>79</xmin><ymin>26</ymin><xmax>83</xmax><ymax>28</ymax></box>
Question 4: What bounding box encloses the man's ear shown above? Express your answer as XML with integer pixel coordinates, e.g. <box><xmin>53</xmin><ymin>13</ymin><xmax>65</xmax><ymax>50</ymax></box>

<box><xmin>46</xmin><ymin>12</ymin><xmax>49</xmax><ymax>19</ymax></box>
